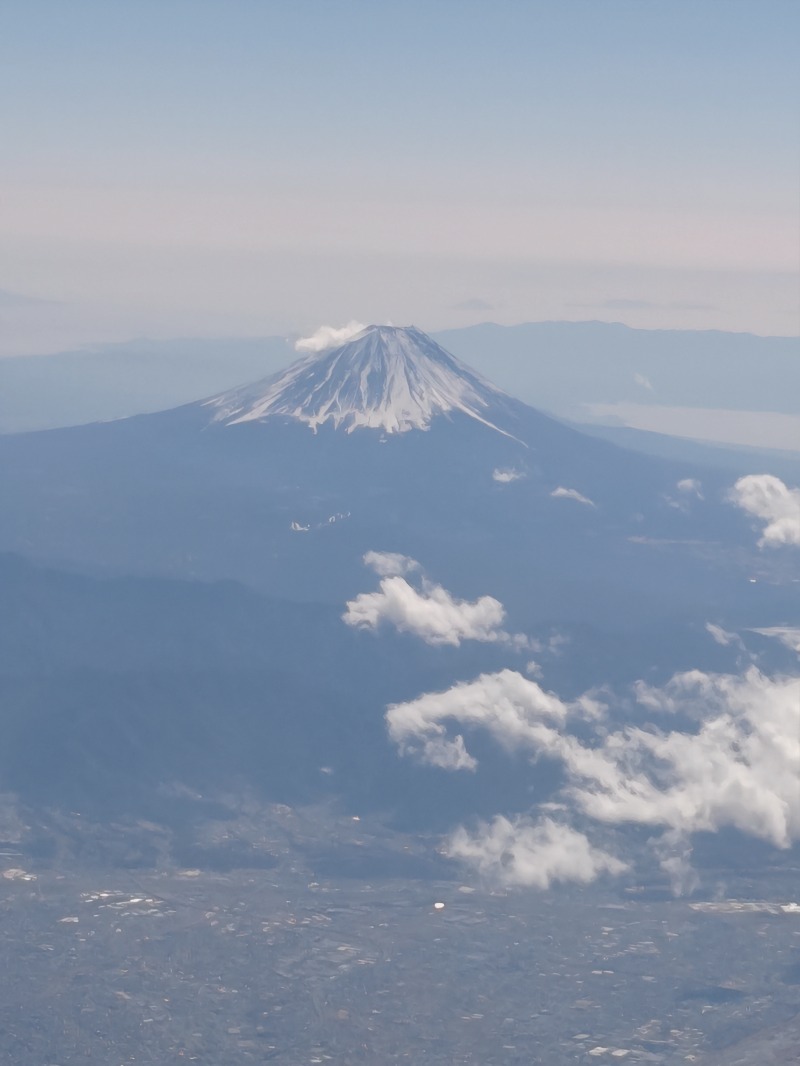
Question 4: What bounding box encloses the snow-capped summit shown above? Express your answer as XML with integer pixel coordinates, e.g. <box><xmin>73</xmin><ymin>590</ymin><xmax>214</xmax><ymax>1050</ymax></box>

<box><xmin>204</xmin><ymin>324</ymin><xmax>516</xmax><ymax>436</ymax></box>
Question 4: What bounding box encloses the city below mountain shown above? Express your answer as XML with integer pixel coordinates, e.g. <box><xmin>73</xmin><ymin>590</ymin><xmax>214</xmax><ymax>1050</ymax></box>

<box><xmin>6</xmin><ymin>11</ymin><xmax>797</xmax><ymax>1064</ymax></box>
<box><xmin>2</xmin><ymin>320</ymin><xmax>798</xmax><ymax>1066</ymax></box>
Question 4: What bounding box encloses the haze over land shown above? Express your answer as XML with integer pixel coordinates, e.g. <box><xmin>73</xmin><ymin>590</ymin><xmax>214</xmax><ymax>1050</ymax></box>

<box><xmin>1</xmin><ymin>1</ymin><xmax>797</xmax><ymax>352</ymax></box>
<box><xmin>2</xmin><ymin>3</ymin><xmax>800</xmax><ymax>1064</ymax></box>
<box><xmin>3</xmin><ymin>323</ymin><xmax>798</xmax><ymax>459</ymax></box>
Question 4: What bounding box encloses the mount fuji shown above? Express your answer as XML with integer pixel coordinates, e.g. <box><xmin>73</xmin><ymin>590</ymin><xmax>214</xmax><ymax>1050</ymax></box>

<box><xmin>204</xmin><ymin>324</ymin><xmax>522</xmax><ymax>438</ymax></box>
<box><xmin>0</xmin><ymin>323</ymin><xmax>795</xmax><ymax>834</ymax></box>
<box><xmin>0</xmin><ymin>324</ymin><xmax>781</xmax><ymax>628</ymax></box>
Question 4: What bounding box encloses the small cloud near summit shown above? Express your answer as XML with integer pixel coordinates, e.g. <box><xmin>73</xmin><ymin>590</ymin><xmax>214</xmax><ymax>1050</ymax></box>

<box><xmin>294</xmin><ymin>320</ymin><xmax>366</xmax><ymax>353</ymax></box>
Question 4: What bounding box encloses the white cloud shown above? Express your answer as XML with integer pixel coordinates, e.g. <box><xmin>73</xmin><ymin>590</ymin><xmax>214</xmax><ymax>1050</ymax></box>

<box><xmin>705</xmin><ymin>622</ymin><xmax>744</xmax><ymax>649</ymax></box>
<box><xmin>665</xmin><ymin>477</ymin><xmax>704</xmax><ymax>512</ymax></box>
<box><xmin>362</xmin><ymin>550</ymin><xmax>420</xmax><ymax>578</ymax></box>
<box><xmin>446</xmin><ymin>816</ymin><xmax>627</xmax><ymax>889</ymax></box>
<box><xmin>677</xmin><ymin>478</ymin><xmax>703</xmax><ymax>498</ymax></box>
<box><xmin>386</xmin><ymin>669</ymin><xmax>591</xmax><ymax>768</ymax></box>
<box><xmin>344</xmin><ymin>558</ymin><xmax>533</xmax><ymax>649</ymax></box>
<box><xmin>650</xmin><ymin>829</ymin><xmax>700</xmax><ymax>897</ymax></box>
<box><xmin>750</xmin><ymin>626</ymin><xmax>800</xmax><ymax>653</ymax></box>
<box><xmin>344</xmin><ymin>577</ymin><xmax>510</xmax><ymax>648</ymax></box>
<box><xmin>547</xmin><ymin>632</ymin><xmax>570</xmax><ymax>656</ymax></box>
<box><xmin>294</xmin><ymin>320</ymin><xmax>366</xmax><ymax>352</ymax></box>
<box><xmin>634</xmin><ymin>372</ymin><xmax>654</xmax><ymax>392</ymax></box>
<box><xmin>492</xmin><ymin>468</ymin><xmax>525</xmax><ymax>483</ymax></box>
<box><xmin>596</xmin><ymin>668</ymin><xmax>800</xmax><ymax>848</ymax></box>
<box><xmin>730</xmin><ymin>474</ymin><xmax>800</xmax><ymax>547</ymax></box>
<box><xmin>387</xmin><ymin>664</ymin><xmax>800</xmax><ymax>889</ymax></box>
<box><xmin>550</xmin><ymin>486</ymin><xmax>596</xmax><ymax>507</ymax></box>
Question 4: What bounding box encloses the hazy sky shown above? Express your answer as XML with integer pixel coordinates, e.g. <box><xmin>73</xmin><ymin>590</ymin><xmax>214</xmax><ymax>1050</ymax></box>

<box><xmin>2</xmin><ymin>0</ymin><xmax>798</xmax><ymax>353</ymax></box>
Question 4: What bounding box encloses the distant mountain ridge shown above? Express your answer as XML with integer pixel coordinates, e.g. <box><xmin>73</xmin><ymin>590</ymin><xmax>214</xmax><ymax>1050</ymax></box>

<box><xmin>0</xmin><ymin>323</ymin><xmax>778</xmax><ymax>630</ymax></box>
<box><xmin>1</xmin><ymin>322</ymin><xmax>797</xmax><ymax>448</ymax></box>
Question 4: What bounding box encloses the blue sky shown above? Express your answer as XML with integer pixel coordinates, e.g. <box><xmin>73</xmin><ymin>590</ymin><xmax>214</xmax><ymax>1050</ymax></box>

<box><xmin>1</xmin><ymin>0</ymin><xmax>798</xmax><ymax>352</ymax></box>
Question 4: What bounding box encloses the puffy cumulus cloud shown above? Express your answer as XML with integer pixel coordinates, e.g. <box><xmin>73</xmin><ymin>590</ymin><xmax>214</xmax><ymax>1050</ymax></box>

<box><xmin>362</xmin><ymin>550</ymin><xmax>420</xmax><ymax>578</ymax></box>
<box><xmin>386</xmin><ymin>669</ymin><xmax>587</xmax><ymax>769</ymax></box>
<box><xmin>446</xmin><ymin>816</ymin><xmax>627</xmax><ymax>889</ymax></box>
<box><xmin>344</xmin><ymin>577</ymin><xmax>508</xmax><ymax>648</ymax></box>
<box><xmin>610</xmin><ymin>667</ymin><xmax>800</xmax><ymax>847</ymax></box>
<box><xmin>730</xmin><ymin>474</ymin><xmax>800</xmax><ymax>547</ymax></box>
<box><xmin>492</xmin><ymin>468</ymin><xmax>525</xmax><ymax>484</ymax></box>
<box><xmin>550</xmin><ymin>486</ymin><xmax>596</xmax><ymax>507</ymax></box>
<box><xmin>294</xmin><ymin>320</ymin><xmax>366</xmax><ymax>353</ymax></box>
<box><xmin>387</xmin><ymin>664</ymin><xmax>800</xmax><ymax>890</ymax></box>
<box><xmin>344</xmin><ymin>558</ymin><xmax>533</xmax><ymax>650</ymax></box>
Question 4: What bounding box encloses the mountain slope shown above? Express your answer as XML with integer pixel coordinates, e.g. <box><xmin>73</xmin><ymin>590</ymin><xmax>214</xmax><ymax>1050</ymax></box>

<box><xmin>3</xmin><ymin>323</ymin><xmax>797</xmax><ymax>439</ymax></box>
<box><xmin>0</xmin><ymin>326</ymin><xmax>778</xmax><ymax>627</ymax></box>
<box><xmin>0</xmin><ymin>553</ymin><xmax>557</xmax><ymax>824</ymax></box>
<box><xmin>0</xmin><ymin>328</ymin><xmax>795</xmax><ymax>843</ymax></box>
<box><xmin>203</xmin><ymin>324</ymin><xmax>521</xmax><ymax>438</ymax></box>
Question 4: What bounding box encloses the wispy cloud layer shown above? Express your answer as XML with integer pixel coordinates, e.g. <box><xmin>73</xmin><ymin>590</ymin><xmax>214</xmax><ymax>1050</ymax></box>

<box><xmin>730</xmin><ymin>474</ymin><xmax>800</xmax><ymax>546</ymax></box>
<box><xmin>750</xmin><ymin>626</ymin><xmax>800</xmax><ymax>653</ymax></box>
<box><xmin>705</xmin><ymin>622</ymin><xmax>744</xmax><ymax>649</ymax></box>
<box><xmin>550</xmin><ymin>486</ymin><xmax>596</xmax><ymax>507</ymax></box>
